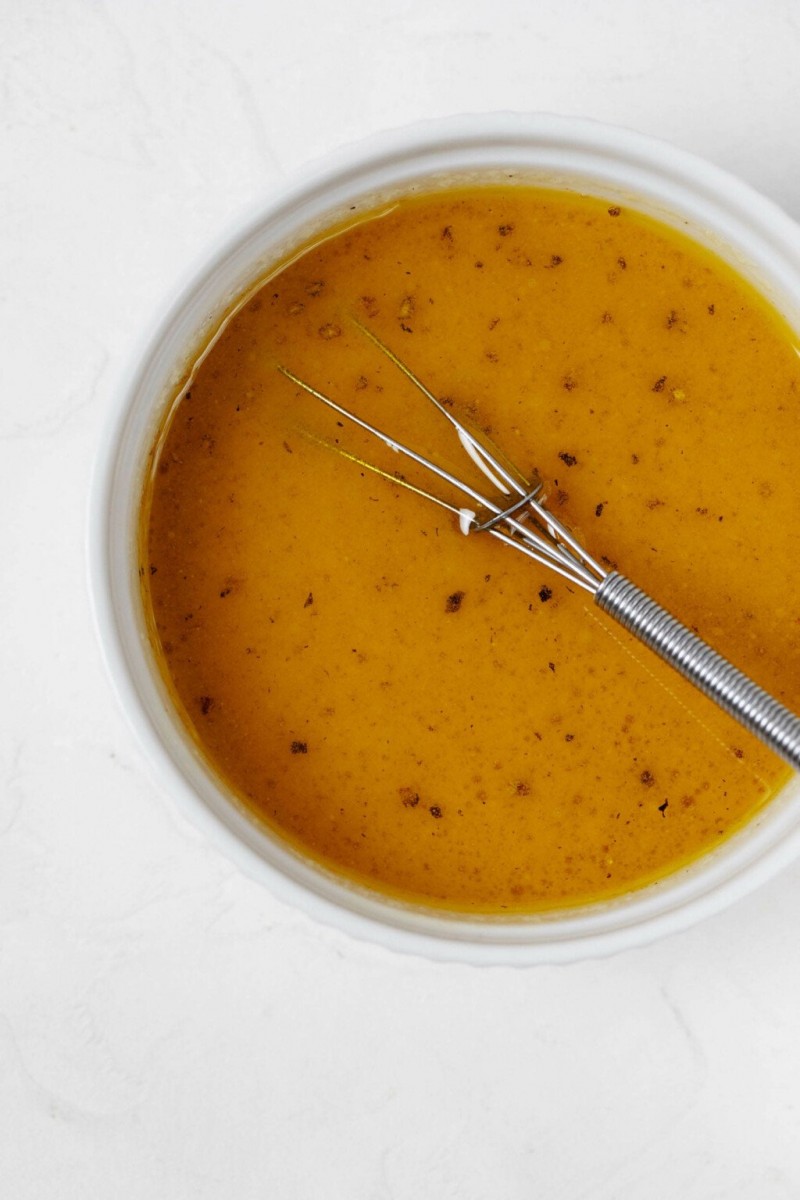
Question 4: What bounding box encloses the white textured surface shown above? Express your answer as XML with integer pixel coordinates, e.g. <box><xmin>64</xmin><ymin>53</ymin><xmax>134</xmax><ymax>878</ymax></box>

<box><xmin>2</xmin><ymin>2</ymin><xmax>800</xmax><ymax>1196</ymax></box>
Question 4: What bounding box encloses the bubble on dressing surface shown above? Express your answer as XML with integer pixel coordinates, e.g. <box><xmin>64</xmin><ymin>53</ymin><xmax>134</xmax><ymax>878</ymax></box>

<box><xmin>459</xmin><ymin>508</ymin><xmax>476</xmax><ymax>536</ymax></box>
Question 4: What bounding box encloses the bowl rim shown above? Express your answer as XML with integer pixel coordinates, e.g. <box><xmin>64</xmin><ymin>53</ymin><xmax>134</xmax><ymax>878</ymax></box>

<box><xmin>88</xmin><ymin>112</ymin><xmax>800</xmax><ymax>965</ymax></box>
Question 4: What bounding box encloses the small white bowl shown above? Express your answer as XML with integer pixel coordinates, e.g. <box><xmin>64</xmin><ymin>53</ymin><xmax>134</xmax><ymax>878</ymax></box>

<box><xmin>90</xmin><ymin>114</ymin><xmax>800</xmax><ymax>965</ymax></box>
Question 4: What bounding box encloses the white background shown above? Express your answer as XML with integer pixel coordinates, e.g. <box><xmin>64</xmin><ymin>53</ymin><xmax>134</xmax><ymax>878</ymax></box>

<box><xmin>3</xmin><ymin>2</ymin><xmax>800</xmax><ymax>1196</ymax></box>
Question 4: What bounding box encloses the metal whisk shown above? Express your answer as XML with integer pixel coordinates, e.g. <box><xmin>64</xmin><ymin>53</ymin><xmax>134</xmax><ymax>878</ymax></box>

<box><xmin>280</xmin><ymin>323</ymin><xmax>800</xmax><ymax>772</ymax></box>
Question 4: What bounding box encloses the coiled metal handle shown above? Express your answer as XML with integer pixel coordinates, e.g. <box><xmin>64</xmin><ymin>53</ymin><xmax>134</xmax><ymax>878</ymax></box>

<box><xmin>595</xmin><ymin>572</ymin><xmax>800</xmax><ymax>772</ymax></box>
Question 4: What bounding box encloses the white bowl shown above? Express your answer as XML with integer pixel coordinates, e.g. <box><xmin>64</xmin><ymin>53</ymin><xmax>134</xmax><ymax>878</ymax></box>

<box><xmin>90</xmin><ymin>114</ymin><xmax>800</xmax><ymax>965</ymax></box>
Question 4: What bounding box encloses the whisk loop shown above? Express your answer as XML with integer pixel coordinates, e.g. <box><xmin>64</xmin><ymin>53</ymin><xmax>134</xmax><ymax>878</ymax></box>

<box><xmin>279</xmin><ymin>323</ymin><xmax>800</xmax><ymax>772</ymax></box>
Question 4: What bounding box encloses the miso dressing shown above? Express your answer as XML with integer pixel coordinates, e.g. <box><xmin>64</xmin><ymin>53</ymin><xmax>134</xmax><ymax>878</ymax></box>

<box><xmin>141</xmin><ymin>187</ymin><xmax>800</xmax><ymax>912</ymax></box>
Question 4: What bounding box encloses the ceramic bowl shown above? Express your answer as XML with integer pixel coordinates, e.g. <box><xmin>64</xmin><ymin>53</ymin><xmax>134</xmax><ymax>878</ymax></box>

<box><xmin>90</xmin><ymin>114</ymin><xmax>800</xmax><ymax>964</ymax></box>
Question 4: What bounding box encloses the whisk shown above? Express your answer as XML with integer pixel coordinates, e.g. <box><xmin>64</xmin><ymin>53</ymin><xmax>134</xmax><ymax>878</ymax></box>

<box><xmin>279</xmin><ymin>323</ymin><xmax>800</xmax><ymax>773</ymax></box>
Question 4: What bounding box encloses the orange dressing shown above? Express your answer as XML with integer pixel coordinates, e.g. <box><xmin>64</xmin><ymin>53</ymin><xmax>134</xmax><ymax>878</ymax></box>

<box><xmin>141</xmin><ymin>187</ymin><xmax>800</xmax><ymax>912</ymax></box>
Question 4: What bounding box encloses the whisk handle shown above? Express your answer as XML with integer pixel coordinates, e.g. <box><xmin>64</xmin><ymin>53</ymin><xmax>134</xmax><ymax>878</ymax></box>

<box><xmin>595</xmin><ymin>572</ymin><xmax>800</xmax><ymax>772</ymax></box>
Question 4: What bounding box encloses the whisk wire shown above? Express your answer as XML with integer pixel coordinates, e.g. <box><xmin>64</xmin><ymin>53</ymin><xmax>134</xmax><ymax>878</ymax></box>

<box><xmin>353</xmin><ymin>318</ymin><xmax>523</xmax><ymax>498</ymax></box>
<box><xmin>353</xmin><ymin>321</ymin><xmax>608</xmax><ymax>587</ymax></box>
<box><xmin>281</xmin><ymin>361</ymin><xmax>603</xmax><ymax>590</ymax></box>
<box><xmin>281</xmin><ymin>321</ymin><xmax>608</xmax><ymax>591</ymax></box>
